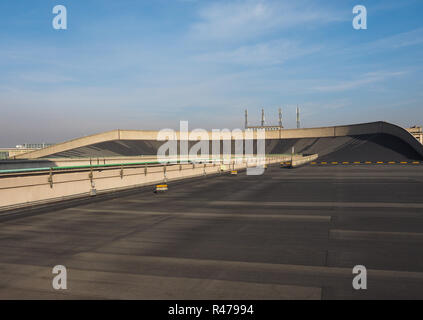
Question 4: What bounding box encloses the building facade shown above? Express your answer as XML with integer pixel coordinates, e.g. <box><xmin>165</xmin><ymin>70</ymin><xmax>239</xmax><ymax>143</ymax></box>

<box><xmin>406</xmin><ymin>126</ymin><xmax>423</xmax><ymax>144</ymax></box>
<box><xmin>0</xmin><ymin>143</ymin><xmax>53</xmax><ymax>159</ymax></box>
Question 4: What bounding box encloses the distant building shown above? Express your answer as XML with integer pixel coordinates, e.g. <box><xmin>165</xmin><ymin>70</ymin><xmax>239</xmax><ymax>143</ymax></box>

<box><xmin>0</xmin><ymin>143</ymin><xmax>53</xmax><ymax>159</ymax></box>
<box><xmin>406</xmin><ymin>126</ymin><xmax>423</xmax><ymax>144</ymax></box>
<box><xmin>15</xmin><ymin>143</ymin><xmax>53</xmax><ymax>149</ymax></box>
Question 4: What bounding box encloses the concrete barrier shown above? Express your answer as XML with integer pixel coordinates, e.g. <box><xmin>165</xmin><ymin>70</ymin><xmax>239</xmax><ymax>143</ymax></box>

<box><xmin>0</xmin><ymin>155</ymin><xmax>309</xmax><ymax>210</ymax></box>
<box><xmin>290</xmin><ymin>154</ymin><xmax>319</xmax><ymax>168</ymax></box>
<box><xmin>0</xmin><ymin>156</ymin><xmax>159</xmax><ymax>170</ymax></box>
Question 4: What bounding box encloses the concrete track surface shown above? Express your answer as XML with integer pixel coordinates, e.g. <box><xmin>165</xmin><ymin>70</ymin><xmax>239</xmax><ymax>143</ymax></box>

<box><xmin>14</xmin><ymin>121</ymin><xmax>423</xmax><ymax>161</ymax></box>
<box><xmin>268</xmin><ymin>133</ymin><xmax>423</xmax><ymax>161</ymax></box>
<box><xmin>37</xmin><ymin>134</ymin><xmax>423</xmax><ymax>161</ymax></box>
<box><xmin>0</xmin><ymin>164</ymin><xmax>423</xmax><ymax>299</ymax></box>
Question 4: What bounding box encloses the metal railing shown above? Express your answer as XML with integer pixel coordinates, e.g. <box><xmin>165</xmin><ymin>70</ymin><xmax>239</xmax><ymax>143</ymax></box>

<box><xmin>0</xmin><ymin>154</ymin><xmax>316</xmax><ymax>211</ymax></box>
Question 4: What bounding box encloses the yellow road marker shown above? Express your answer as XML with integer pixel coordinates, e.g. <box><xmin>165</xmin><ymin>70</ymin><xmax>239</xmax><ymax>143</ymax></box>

<box><xmin>155</xmin><ymin>184</ymin><xmax>168</xmax><ymax>192</ymax></box>
<box><xmin>365</xmin><ymin>161</ymin><xmax>372</xmax><ymax>164</ymax></box>
<box><xmin>353</xmin><ymin>161</ymin><xmax>361</xmax><ymax>164</ymax></box>
<box><xmin>332</xmin><ymin>162</ymin><xmax>338</xmax><ymax>164</ymax></box>
<box><xmin>376</xmin><ymin>161</ymin><xmax>384</xmax><ymax>164</ymax></box>
<box><xmin>311</xmin><ymin>162</ymin><xmax>317</xmax><ymax>165</ymax></box>
<box><xmin>231</xmin><ymin>170</ymin><xmax>238</xmax><ymax>175</ymax></box>
<box><xmin>388</xmin><ymin>161</ymin><xmax>396</xmax><ymax>164</ymax></box>
<box><xmin>280</xmin><ymin>162</ymin><xmax>291</xmax><ymax>167</ymax></box>
<box><xmin>412</xmin><ymin>161</ymin><xmax>420</xmax><ymax>164</ymax></box>
<box><xmin>321</xmin><ymin>162</ymin><xmax>327</xmax><ymax>164</ymax></box>
<box><xmin>400</xmin><ymin>162</ymin><xmax>408</xmax><ymax>164</ymax></box>
<box><xmin>342</xmin><ymin>162</ymin><xmax>349</xmax><ymax>164</ymax></box>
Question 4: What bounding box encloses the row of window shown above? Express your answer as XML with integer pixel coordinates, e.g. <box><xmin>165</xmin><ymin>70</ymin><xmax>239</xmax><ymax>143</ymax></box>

<box><xmin>0</xmin><ymin>152</ymin><xmax>9</xmax><ymax>160</ymax></box>
<box><xmin>15</xmin><ymin>143</ymin><xmax>53</xmax><ymax>149</ymax></box>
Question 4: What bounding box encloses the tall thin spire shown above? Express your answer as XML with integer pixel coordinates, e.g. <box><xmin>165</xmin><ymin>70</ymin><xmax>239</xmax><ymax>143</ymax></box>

<box><xmin>261</xmin><ymin>108</ymin><xmax>265</xmax><ymax>126</ymax></box>
<box><xmin>278</xmin><ymin>107</ymin><xmax>283</xmax><ymax>128</ymax></box>
<box><xmin>244</xmin><ymin>109</ymin><xmax>248</xmax><ymax>129</ymax></box>
<box><xmin>296</xmin><ymin>105</ymin><xmax>300</xmax><ymax>129</ymax></box>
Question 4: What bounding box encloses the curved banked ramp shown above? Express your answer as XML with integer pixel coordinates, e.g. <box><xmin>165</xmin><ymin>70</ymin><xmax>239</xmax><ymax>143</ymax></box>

<box><xmin>13</xmin><ymin>121</ymin><xmax>423</xmax><ymax>162</ymax></box>
<box><xmin>267</xmin><ymin>134</ymin><xmax>423</xmax><ymax>161</ymax></box>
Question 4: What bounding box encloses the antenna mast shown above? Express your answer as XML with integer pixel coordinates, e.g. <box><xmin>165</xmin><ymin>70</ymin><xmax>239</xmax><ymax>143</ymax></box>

<box><xmin>278</xmin><ymin>108</ymin><xmax>283</xmax><ymax>128</ymax></box>
<box><xmin>296</xmin><ymin>106</ymin><xmax>300</xmax><ymax>129</ymax></box>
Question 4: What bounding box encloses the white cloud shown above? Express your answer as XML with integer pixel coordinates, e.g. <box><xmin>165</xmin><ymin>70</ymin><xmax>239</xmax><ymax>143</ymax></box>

<box><xmin>189</xmin><ymin>0</ymin><xmax>345</xmax><ymax>42</ymax></box>
<box><xmin>195</xmin><ymin>39</ymin><xmax>321</xmax><ymax>66</ymax></box>
<box><xmin>313</xmin><ymin>71</ymin><xmax>407</xmax><ymax>92</ymax></box>
<box><xmin>367</xmin><ymin>28</ymin><xmax>423</xmax><ymax>51</ymax></box>
<box><xmin>17</xmin><ymin>72</ymin><xmax>75</xmax><ymax>84</ymax></box>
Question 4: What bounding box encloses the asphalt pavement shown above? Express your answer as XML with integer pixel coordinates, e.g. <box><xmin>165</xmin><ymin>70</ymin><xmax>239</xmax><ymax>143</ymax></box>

<box><xmin>1</xmin><ymin>164</ymin><xmax>423</xmax><ymax>299</ymax></box>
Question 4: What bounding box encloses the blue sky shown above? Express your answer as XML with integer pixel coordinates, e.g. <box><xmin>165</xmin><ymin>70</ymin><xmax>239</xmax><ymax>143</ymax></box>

<box><xmin>0</xmin><ymin>0</ymin><xmax>422</xmax><ymax>146</ymax></box>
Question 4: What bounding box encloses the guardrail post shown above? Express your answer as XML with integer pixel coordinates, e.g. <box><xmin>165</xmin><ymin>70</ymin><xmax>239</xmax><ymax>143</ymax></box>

<box><xmin>89</xmin><ymin>166</ymin><xmax>96</xmax><ymax>196</ymax></box>
<box><xmin>144</xmin><ymin>163</ymin><xmax>147</xmax><ymax>176</ymax></box>
<box><xmin>163</xmin><ymin>164</ymin><xmax>168</xmax><ymax>183</ymax></box>
<box><xmin>48</xmin><ymin>168</ymin><xmax>53</xmax><ymax>188</ymax></box>
<box><xmin>120</xmin><ymin>165</ymin><xmax>124</xmax><ymax>179</ymax></box>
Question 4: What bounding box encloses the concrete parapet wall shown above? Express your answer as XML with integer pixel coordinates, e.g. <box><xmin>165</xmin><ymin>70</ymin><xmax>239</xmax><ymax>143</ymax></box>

<box><xmin>13</xmin><ymin>130</ymin><xmax>120</xmax><ymax>160</ymax></box>
<box><xmin>0</xmin><ymin>155</ymin><xmax>299</xmax><ymax>210</ymax></box>
<box><xmin>0</xmin><ymin>156</ymin><xmax>159</xmax><ymax>170</ymax></box>
<box><xmin>291</xmin><ymin>154</ymin><xmax>319</xmax><ymax>168</ymax></box>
